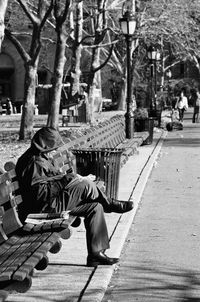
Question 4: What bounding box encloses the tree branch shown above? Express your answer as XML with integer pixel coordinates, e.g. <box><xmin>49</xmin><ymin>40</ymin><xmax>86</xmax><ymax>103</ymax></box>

<box><xmin>62</xmin><ymin>0</ymin><xmax>71</xmax><ymax>23</ymax></box>
<box><xmin>5</xmin><ymin>28</ymin><xmax>30</xmax><ymax>62</ymax></box>
<box><xmin>16</xmin><ymin>0</ymin><xmax>40</xmax><ymax>25</ymax></box>
<box><xmin>80</xmin><ymin>34</ymin><xmax>96</xmax><ymax>45</ymax></box>
<box><xmin>82</xmin><ymin>39</ymin><xmax>118</xmax><ymax>49</ymax></box>
<box><xmin>93</xmin><ymin>43</ymin><xmax>114</xmax><ymax>73</ymax></box>
<box><xmin>40</xmin><ymin>0</ymin><xmax>55</xmax><ymax>29</ymax></box>
<box><xmin>164</xmin><ymin>59</ymin><xmax>181</xmax><ymax>72</ymax></box>
<box><xmin>54</xmin><ymin>0</ymin><xmax>71</xmax><ymax>25</ymax></box>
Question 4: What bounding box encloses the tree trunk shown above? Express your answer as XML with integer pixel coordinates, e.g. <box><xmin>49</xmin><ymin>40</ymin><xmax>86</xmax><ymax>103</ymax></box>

<box><xmin>46</xmin><ymin>0</ymin><xmax>70</xmax><ymax>129</ymax></box>
<box><xmin>70</xmin><ymin>1</ymin><xmax>83</xmax><ymax>97</ymax></box>
<box><xmin>19</xmin><ymin>63</ymin><xmax>38</xmax><ymax>139</ymax></box>
<box><xmin>87</xmin><ymin>46</ymin><xmax>101</xmax><ymax>123</ymax></box>
<box><xmin>86</xmin><ymin>0</ymin><xmax>107</xmax><ymax>123</ymax></box>
<box><xmin>47</xmin><ymin>30</ymin><xmax>67</xmax><ymax>129</ymax></box>
<box><xmin>0</xmin><ymin>0</ymin><xmax>8</xmax><ymax>50</ymax></box>
<box><xmin>160</xmin><ymin>57</ymin><xmax>165</xmax><ymax>90</ymax></box>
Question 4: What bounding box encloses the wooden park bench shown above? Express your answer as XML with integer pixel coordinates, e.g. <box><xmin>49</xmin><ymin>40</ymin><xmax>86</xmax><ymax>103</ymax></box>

<box><xmin>61</xmin><ymin>114</ymin><xmax>149</xmax><ymax>167</ymax></box>
<box><xmin>0</xmin><ymin>159</ymin><xmax>81</xmax><ymax>302</ymax></box>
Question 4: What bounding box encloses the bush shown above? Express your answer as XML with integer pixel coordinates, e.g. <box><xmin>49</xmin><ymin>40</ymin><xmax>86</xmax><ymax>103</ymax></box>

<box><xmin>133</xmin><ymin>107</ymin><xmax>148</xmax><ymax>120</ymax></box>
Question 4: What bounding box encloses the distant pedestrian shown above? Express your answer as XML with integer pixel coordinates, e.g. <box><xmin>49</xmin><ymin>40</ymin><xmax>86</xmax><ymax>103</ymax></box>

<box><xmin>175</xmin><ymin>88</ymin><xmax>188</xmax><ymax>122</ymax></box>
<box><xmin>6</xmin><ymin>98</ymin><xmax>12</xmax><ymax>115</ymax></box>
<box><xmin>191</xmin><ymin>89</ymin><xmax>200</xmax><ymax>123</ymax></box>
<box><xmin>172</xmin><ymin>94</ymin><xmax>179</xmax><ymax>110</ymax></box>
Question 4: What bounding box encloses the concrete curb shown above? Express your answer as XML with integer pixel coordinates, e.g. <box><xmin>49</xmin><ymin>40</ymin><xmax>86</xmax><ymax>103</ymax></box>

<box><xmin>80</xmin><ymin>130</ymin><xmax>168</xmax><ymax>302</ymax></box>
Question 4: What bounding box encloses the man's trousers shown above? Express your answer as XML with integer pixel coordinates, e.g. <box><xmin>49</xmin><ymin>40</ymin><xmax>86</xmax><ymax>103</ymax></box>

<box><xmin>60</xmin><ymin>177</ymin><xmax>111</xmax><ymax>254</ymax></box>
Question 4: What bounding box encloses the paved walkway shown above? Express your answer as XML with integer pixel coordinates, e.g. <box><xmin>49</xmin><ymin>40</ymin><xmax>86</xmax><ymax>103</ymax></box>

<box><xmin>7</xmin><ymin>126</ymin><xmax>165</xmax><ymax>301</ymax></box>
<box><xmin>103</xmin><ymin>112</ymin><xmax>200</xmax><ymax>301</ymax></box>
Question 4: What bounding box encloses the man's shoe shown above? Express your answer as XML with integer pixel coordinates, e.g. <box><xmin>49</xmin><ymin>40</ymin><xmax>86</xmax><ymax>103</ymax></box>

<box><xmin>87</xmin><ymin>251</ymin><xmax>119</xmax><ymax>267</ymax></box>
<box><xmin>109</xmin><ymin>199</ymin><xmax>134</xmax><ymax>214</ymax></box>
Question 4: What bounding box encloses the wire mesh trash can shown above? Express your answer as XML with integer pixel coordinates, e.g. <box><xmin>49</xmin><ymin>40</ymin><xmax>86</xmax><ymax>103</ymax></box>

<box><xmin>72</xmin><ymin>148</ymin><xmax>124</xmax><ymax>199</ymax></box>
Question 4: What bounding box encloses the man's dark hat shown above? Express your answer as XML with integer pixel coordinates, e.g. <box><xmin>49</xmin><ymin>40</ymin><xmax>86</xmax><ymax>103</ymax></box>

<box><xmin>31</xmin><ymin>127</ymin><xmax>64</xmax><ymax>153</ymax></box>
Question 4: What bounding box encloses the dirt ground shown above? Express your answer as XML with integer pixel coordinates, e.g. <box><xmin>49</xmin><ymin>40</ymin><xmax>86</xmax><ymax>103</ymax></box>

<box><xmin>0</xmin><ymin>134</ymin><xmax>30</xmax><ymax>171</ymax></box>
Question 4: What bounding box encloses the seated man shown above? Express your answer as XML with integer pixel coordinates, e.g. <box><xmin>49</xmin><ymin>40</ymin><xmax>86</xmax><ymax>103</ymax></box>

<box><xmin>15</xmin><ymin>127</ymin><xmax>133</xmax><ymax>267</ymax></box>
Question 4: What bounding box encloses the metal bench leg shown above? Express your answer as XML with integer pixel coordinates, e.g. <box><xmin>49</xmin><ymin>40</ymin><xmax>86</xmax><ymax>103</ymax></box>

<box><xmin>49</xmin><ymin>239</ymin><xmax>62</xmax><ymax>254</ymax></box>
<box><xmin>35</xmin><ymin>255</ymin><xmax>49</xmax><ymax>271</ymax></box>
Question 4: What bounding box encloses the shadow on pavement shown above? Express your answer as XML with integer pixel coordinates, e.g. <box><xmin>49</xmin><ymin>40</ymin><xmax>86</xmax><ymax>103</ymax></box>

<box><xmin>105</xmin><ymin>262</ymin><xmax>200</xmax><ymax>301</ymax></box>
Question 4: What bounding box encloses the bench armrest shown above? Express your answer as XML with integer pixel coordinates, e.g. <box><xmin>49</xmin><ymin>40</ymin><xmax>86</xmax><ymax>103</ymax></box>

<box><xmin>26</xmin><ymin>211</ymin><xmax>71</xmax><ymax>220</ymax></box>
<box><xmin>23</xmin><ymin>212</ymin><xmax>81</xmax><ymax>235</ymax></box>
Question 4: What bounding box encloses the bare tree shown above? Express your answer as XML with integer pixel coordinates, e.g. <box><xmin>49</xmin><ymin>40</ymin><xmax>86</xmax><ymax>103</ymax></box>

<box><xmin>80</xmin><ymin>0</ymin><xmax>115</xmax><ymax>122</ymax></box>
<box><xmin>112</xmin><ymin>0</ymin><xmax>200</xmax><ymax>107</ymax></box>
<box><xmin>139</xmin><ymin>0</ymin><xmax>200</xmax><ymax>77</ymax></box>
<box><xmin>69</xmin><ymin>0</ymin><xmax>83</xmax><ymax>98</ymax></box>
<box><xmin>46</xmin><ymin>0</ymin><xmax>71</xmax><ymax>129</ymax></box>
<box><xmin>5</xmin><ymin>0</ymin><xmax>54</xmax><ymax>139</ymax></box>
<box><xmin>0</xmin><ymin>0</ymin><xmax>8</xmax><ymax>49</ymax></box>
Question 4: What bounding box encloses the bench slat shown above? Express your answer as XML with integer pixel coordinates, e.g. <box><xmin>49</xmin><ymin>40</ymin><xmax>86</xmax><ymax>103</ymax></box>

<box><xmin>0</xmin><ymin>234</ymin><xmax>42</xmax><ymax>271</ymax></box>
<box><xmin>0</xmin><ymin>236</ymin><xmax>22</xmax><ymax>259</ymax></box>
<box><xmin>0</xmin><ymin>232</ymin><xmax>56</xmax><ymax>281</ymax></box>
<box><xmin>13</xmin><ymin>233</ymin><xmax>59</xmax><ymax>281</ymax></box>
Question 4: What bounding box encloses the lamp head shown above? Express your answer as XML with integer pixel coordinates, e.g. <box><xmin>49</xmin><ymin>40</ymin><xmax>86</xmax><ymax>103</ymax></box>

<box><xmin>147</xmin><ymin>45</ymin><xmax>161</xmax><ymax>61</ymax></box>
<box><xmin>119</xmin><ymin>10</ymin><xmax>136</xmax><ymax>36</ymax></box>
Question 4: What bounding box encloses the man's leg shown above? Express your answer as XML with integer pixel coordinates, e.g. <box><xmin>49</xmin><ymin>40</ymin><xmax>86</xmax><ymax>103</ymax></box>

<box><xmin>178</xmin><ymin>108</ymin><xmax>182</xmax><ymax>121</ymax></box>
<box><xmin>182</xmin><ymin>108</ymin><xmax>185</xmax><ymax>121</ymax></box>
<box><xmin>192</xmin><ymin>109</ymin><xmax>195</xmax><ymax>123</ymax></box>
<box><xmin>70</xmin><ymin>202</ymin><xmax>118</xmax><ymax>266</ymax></box>
<box><xmin>64</xmin><ymin>178</ymin><xmax>133</xmax><ymax>214</ymax></box>
<box><xmin>196</xmin><ymin>110</ymin><xmax>199</xmax><ymax>123</ymax></box>
<box><xmin>70</xmin><ymin>202</ymin><xmax>109</xmax><ymax>254</ymax></box>
<box><xmin>62</xmin><ymin>178</ymin><xmax>133</xmax><ymax>266</ymax></box>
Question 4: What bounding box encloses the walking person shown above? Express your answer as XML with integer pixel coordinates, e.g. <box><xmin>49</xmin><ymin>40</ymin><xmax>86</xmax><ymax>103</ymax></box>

<box><xmin>191</xmin><ymin>89</ymin><xmax>200</xmax><ymax>123</ymax></box>
<box><xmin>15</xmin><ymin>127</ymin><xmax>134</xmax><ymax>267</ymax></box>
<box><xmin>175</xmin><ymin>88</ymin><xmax>188</xmax><ymax>122</ymax></box>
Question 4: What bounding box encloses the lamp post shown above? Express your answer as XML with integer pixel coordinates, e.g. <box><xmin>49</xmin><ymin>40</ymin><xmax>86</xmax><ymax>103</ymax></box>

<box><xmin>119</xmin><ymin>9</ymin><xmax>136</xmax><ymax>139</ymax></box>
<box><xmin>147</xmin><ymin>46</ymin><xmax>161</xmax><ymax>115</ymax></box>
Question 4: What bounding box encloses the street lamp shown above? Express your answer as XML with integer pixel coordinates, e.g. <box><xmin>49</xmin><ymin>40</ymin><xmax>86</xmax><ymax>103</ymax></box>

<box><xmin>147</xmin><ymin>45</ymin><xmax>161</xmax><ymax>115</ymax></box>
<box><xmin>119</xmin><ymin>9</ymin><xmax>136</xmax><ymax>139</ymax></box>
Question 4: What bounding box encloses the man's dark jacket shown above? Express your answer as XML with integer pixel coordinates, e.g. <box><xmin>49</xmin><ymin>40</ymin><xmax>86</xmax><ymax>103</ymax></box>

<box><xmin>15</xmin><ymin>127</ymin><xmax>75</xmax><ymax>221</ymax></box>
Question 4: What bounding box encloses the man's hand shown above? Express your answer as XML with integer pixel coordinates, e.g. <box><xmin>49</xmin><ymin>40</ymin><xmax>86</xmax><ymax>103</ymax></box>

<box><xmin>85</xmin><ymin>174</ymin><xmax>96</xmax><ymax>181</ymax></box>
<box><xmin>77</xmin><ymin>174</ymin><xmax>96</xmax><ymax>181</ymax></box>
